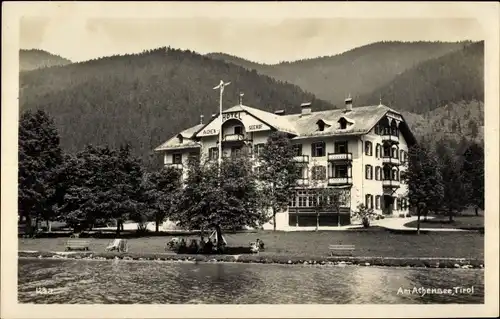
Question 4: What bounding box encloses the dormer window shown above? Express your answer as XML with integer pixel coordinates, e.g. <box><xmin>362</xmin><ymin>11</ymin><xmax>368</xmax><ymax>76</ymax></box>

<box><xmin>338</xmin><ymin>117</ymin><xmax>354</xmax><ymax>130</ymax></box>
<box><xmin>177</xmin><ymin>134</ymin><xmax>184</xmax><ymax>144</ymax></box>
<box><xmin>339</xmin><ymin>118</ymin><xmax>347</xmax><ymax>130</ymax></box>
<box><xmin>316</xmin><ymin>120</ymin><xmax>331</xmax><ymax>132</ymax></box>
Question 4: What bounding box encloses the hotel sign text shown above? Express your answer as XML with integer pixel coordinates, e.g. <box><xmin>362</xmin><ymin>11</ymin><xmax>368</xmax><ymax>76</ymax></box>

<box><xmin>222</xmin><ymin>112</ymin><xmax>243</xmax><ymax>122</ymax></box>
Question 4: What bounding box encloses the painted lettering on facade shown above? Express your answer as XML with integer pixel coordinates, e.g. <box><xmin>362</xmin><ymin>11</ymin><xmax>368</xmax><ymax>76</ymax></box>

<box><xmin>202</xmin><ymin>128</ymin><xmax>218</xmax><ymax>135</ymax></box>
<box><xmin>248</xmin><ymin>124</ymin><xmax>263</xmax><ymax>131</ymax></box>
<box><xmin>222</xmin><ymin>112</ymin><xmax>243</xmax><ymax>122</ymax></box>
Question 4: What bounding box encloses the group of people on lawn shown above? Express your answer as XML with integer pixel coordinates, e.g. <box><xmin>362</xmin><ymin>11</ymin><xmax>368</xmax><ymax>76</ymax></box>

<box><xmin>168</xmin><ymin>236</ymin><xmax>265</xmax><ymax>254</ymax></box>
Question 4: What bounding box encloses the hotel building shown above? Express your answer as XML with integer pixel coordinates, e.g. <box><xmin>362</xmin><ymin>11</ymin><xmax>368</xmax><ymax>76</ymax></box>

<box><xmin>154</xmin><ymin>98</ymin><xmax>417</xmax><ymax>230</ymax></box>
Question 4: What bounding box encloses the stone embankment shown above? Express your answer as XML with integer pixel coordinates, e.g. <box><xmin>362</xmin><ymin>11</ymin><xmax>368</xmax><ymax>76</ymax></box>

<box><xmin>18</xmin><ymin>251</ymin><xmax>483</xmax><ymax>269</ymax></box>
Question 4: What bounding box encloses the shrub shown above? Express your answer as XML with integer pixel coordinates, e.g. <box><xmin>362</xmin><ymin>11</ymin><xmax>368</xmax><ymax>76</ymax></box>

<box><xmin>351</xmin><ymin>204</ymin><xmax>377</xmax><ymax>228</ymax></box>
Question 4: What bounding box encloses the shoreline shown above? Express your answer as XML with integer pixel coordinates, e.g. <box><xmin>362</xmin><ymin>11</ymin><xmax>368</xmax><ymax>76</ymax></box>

<box><xmin>18</xmin><ymin>250</ymin><xmax>483</xmax><ymax>269</ymax></box>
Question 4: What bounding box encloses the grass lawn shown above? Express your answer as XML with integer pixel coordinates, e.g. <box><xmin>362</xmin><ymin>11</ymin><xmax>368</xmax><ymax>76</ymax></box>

<box><xmin>403</xmin><ymin>215</ymin><xmax>484</xmax><ymax>230</ymax></box>
<box><xmin>18</xmin><ymin>227</ymin><xmax>483</xmax><ymax>260</ymax></box>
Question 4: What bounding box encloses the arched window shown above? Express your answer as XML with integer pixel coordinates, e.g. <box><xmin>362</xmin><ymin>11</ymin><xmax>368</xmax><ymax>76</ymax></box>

<box><xmin>392</xmin><ymin>146</ymin><xmax>399</xmax><ymax>159</ymax></box>
<box><xmin>365</xmin><ymin>141</ymin><xmax>373</xmax><ymax>156</ymax></box>
<box><xmin>376</xmin><ymin>144</ymin><xmax>381</xmax><ymax>158</ymax></box>
<box><xmin>392</xmin><ymin>168</ymin><xmax>399</xmax><ymax>181</ymax></box>
<box><xmin>365</xmin><ymin>165</ymin><xmax>373</xmax><ymax>180</ymax></box>
<box><xmin>375</xmin><ymin>195</ymin><xmax>381</xmax><ymax>209</ymax></box>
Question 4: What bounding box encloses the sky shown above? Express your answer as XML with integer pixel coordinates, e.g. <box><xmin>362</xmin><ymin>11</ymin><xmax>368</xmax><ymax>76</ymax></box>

<box><xmin>20</xmin><ymin>17</ymin><xmax>484</xmax><ymax>64</ymax></box>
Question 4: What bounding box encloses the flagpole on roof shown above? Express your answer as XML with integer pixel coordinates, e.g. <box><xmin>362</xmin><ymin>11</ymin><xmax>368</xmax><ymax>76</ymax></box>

<box><xmin>213</xmin><ymin>80</ymin><xmax>231</xmax><ymax>167</ymax></box>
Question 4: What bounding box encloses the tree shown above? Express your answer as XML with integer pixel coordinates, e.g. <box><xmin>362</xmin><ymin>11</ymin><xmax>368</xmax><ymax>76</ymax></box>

<box><xmin>403</xmin><ymin>144</ymin><xmax>444</xmax><ymax>234</ymax></box>
<box><xmin>462</xmin><ymin>143</ymin><xmax>484</xmax><ymax>216</ymax></box>
<box><xmin>174</xmin><ymin>154</ymin><xmax>265</xmax><ymax>251</ymax></box>
<box><xmin>59</xmin><ymin>144</ymin><xmax>145</xmax><ymax>235</ymax></box>
<box><xmin>258</xmin><ymin>132</ymin><xmax>301</xmax><ymax>231</ymax></box>
<box><xmin>144</xmin><ymin>167</ymin><xmax>182</xmax><ymax>232</ymax></box>
<box><xmin>18</xmin><ymin>110</ymin><xmax>63</xmax><ymax>235</ymax></box>
<box><xmin>440</xmin><ymin>146</ymin><xmax>468</xmax><ymax>222</ymax></box>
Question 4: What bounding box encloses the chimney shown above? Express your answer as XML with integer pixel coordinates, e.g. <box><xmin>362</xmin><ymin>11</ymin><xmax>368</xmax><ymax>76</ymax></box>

<box><xmin>211</xmin><ymin>113</ymin><xmax>217</xmax><ymax>119</ymax></box>
<box><xmin>345</xmin><ymin>95</ymin><xmax>353</xmax><ymax>112</ymax></box>
<box><xmin>300</xmin><ymin>102</ymin><xmax>312</xmax><ymax>116</ymax></box>
<box><xmin>200</xmin><ymin>114</ymin><xmax>204</xmax><ymax>125</ymax></box>
<box><xmin>274</xmin><ymin>110</ymin><xmax>285</xmax><ymax>116</ymax></box>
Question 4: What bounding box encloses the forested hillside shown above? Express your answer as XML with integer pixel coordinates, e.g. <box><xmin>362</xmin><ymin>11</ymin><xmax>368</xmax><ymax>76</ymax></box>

<box><xmin>207</xmin><ymin>41</ymin><xmax>470</xmax><ymax>107</ymax></box>
<box><xmin>402</xmin><ymin>100</ymin><xmax>484</xmax><ymax>151</ymax></box>
<box><xmin>19</xmin><ymin>47</ymin><xmax>333</xmax><ymax>167</ymax></box>
<box><xmin>20</xmin><ymin>49</ymin><xmax>72</xmax><ymax>71</ymax></box>
<box><xmin>359</xmin><ymin>41</ymin><xmax>484</xmax><ymax>113</ymax></box>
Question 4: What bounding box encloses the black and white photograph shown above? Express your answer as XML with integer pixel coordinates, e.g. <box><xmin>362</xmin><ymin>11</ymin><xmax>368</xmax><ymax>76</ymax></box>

<box><xmin>2</xmin><ymin>1</ymin><xmax>499</xmax><ymax>318</ymax></box>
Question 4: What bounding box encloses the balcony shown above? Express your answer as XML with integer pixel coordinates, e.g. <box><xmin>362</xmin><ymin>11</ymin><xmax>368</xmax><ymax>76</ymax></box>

<box><xmin>165</xmin><ymin>163</ymin><xmax>183</xmax><ymax>170</ymax></box>
<box><xmin>293</xmin><ymin>155</ymin><xmax>310</xmax><ymax>163</ymax></box>
<box><xmin>296</xmin><ymin>178</ymin><xmax>310</xmax><ymax>187</ymax></box>
<box><xmin>382</xmin><ymin>156</ymin><xmax>400</xmax><ymax>165</ymax></box>
<box><xmin>382</xmin><ymin>134</ymin><xmax>399</xmax><ymax>144</ymax></box>
<box><xmin>327</xmin><ymin>152</ymin><xmax>352</xmax><ymax>162</ymax></box>
<box><xmin>382</xmin><ymin>179</ymin><xmax>400</xmax><ymax>188</ymax></box>
<box><xmin>328</xmin><ymin>177</ymin><xmax>353</xmax><ymax>186</ymax></box>
<box><xmin>223</xmin><ymin>134</ymin><xmax>245</xmax><ymax>142</ymax></box>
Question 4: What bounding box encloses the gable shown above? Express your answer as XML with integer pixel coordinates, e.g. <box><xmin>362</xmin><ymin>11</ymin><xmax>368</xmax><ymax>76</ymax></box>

<box><xmin>196</xmin><ymin>110</ymin><xmax>272</xmax><ymax>137</ymax></box>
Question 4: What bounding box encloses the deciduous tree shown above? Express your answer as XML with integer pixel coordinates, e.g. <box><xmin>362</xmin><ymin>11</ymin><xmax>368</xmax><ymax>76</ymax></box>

<box><xmin>403</xmin><ymin>144</ymin><xmax>444</xmax><ymax>234</ymax></box>
<box><xmin>258</xmin><ymin>132</ymin><xmax>301</xmax><ymax>231</ymax></box>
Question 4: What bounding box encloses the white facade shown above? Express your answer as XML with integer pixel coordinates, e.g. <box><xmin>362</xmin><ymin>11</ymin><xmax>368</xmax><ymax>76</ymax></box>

<box><xmin>155</xmin><ymin>101</ymin><xmax>416</xmax><ymax>230</ymax></box>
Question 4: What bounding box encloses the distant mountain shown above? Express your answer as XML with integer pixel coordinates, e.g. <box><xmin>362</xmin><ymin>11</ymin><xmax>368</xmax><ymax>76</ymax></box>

<box><xmin>207</xmin><ymin>41</ymin><xmax>470</xmax><ymax>108</ymax></box>
<box><xmin>359</xmin><ymin>41</ymin><xmax>484</xmax><ymax>114</ymax></box>
<box><xmin>19</xmin><ymin>47</ymin><xmax>333</xmax><ymax>167</ymax></box>
<box><xmin>20</xmin><ymin>49</ymin><xmax>72</xmax><ymax>71</ymax></box>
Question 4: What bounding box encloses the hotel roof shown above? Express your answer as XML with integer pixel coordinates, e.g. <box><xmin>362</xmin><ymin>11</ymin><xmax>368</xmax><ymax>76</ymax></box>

<box><xmin>154</xmin><ymin>104</ymin><xmax>416</xmax><ymax>151</ymax></box>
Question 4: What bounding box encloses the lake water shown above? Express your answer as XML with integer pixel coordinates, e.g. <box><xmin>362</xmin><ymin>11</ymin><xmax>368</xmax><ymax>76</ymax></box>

<box><xmin>18</xmin><ymin>258</ymin><xmax>483</xmax><ymax>304</ymax></box>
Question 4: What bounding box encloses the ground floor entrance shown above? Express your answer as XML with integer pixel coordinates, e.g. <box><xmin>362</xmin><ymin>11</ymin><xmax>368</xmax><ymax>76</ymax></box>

<box><xmin>382</xmin><ymin>195</ymin><xmax>394</xmax><ymax>215</ymax></box>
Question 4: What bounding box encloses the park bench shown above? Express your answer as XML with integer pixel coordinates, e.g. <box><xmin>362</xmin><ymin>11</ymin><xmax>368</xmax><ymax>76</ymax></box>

<box><xmin>65</xmin><ymin>239</ymin><xmax>91</xmax><ymax>251</ymax></box>
<box><xmin>329</xmin><ymin>244</ymin><xmax>355</xmax><ymax>256</ymax></box>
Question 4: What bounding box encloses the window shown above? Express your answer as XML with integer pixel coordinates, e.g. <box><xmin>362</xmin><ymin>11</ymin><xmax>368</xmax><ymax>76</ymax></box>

<box><xmin>392</xmin><ymin>147</ymin><xmax>399</xmax><ymax>159</ymax></box>
<box><xmin>312</xmin><ymin>166</ymin><xmax>326</xmax><ymax>180</ymax></box>
<box><xmin>383</xmin><ymin>145</ymin><xmax>391</xmax><ymax>157</ymax></box>
<box><xmin>254</xmin><ymin>143</ymin><xmax>265</xmax><ymax>157</ymax></box>
<box><xmin>208</xmin><ymin>147</ymin><xmax>218</xmax><ymax>161</ymax></box>
<box><xmin>400</xmin><ymin>150</ymin><xmax>404</xmax><ymax>162</ymax></box>
<box><xmin>234</xmin><ymin>126</ymin><xmax>243</xmax><ymax>135</ymax></box>
<box><xmin>397</xmin><ymin>198</ymin><xmax>402</xmax><ymax>211</ymax></box>
<box><xmin>293</xmin><ymin>144</ymin><xmax>303</xmax><ymax>156</ymax></box>
<box><xmin>375</xmin><ymin>195</ymin><xmax>381</xmax><ymax>209</ymax></box>
<box><xmin>298</xmin><ymin>191</ymin><xmax>307</xmax><ymax>207</ymax></box>
<box><xmin>365</xmin><ymin>165</ymin><xmax>373</xmax><ymax>180</ymax></box>
<box><xmin>334</xmin><ymin>164</ymin><xmax>348</xmax><ymax>178</ymax></box>
<box><xmin>318</xmin><ymin>122</ymin><xmax>325</xmax><ymax>131</ymax></box>
<box><xmin>376</xmin><ymin>144</ymin><xmax>381</xmax><ymax>158</ymax></box>
<box><xmin>311</xmin><ymin>141</ymin><xmax>326</xmax><ymax>157</ymax></box>
<box><xmin>339</xmin><ymin>118</ymin><xmax>348</xmax><ymax>130</ymax></box>
<box><xmin>365</xmin><ymin>194</ymin><xmax>374</xmax><ymax>209</ymax></box>
<box><xmin>392</xmin><ymin>168</ymin><xmax>399</xmax><ymax>181</ymax></box>
<box><xmin>334</xmin><ymin>141</ymin><xmax>348</xmax><ymax>154</ymax></box>
<box><xmin>178</xmin><ymin>135</ymin><xmax>184</xmax><ymax>144</ymax></box>
<box><xmin>375</xmin><ymin>166</ymin><xmax>381</xmax><ymax>180</ymax></box>
<box><xmin>173</xmin><ymin>153</ymin><xmax>182</xmax><ymax>164</ymax></box>
<box><xmin>365</xmin><ymin>141</ymin><xmax>373</xmax><ymax>156</ymax></box>
<box><xmin>232</xmin><ymin>146</ymin><xmax>242</xmax><ymax>157</ymax></box>
<box><xmin>400</xmin><ymin>171</ymin><xmax>407</xmax><ymax>183</ymax></box>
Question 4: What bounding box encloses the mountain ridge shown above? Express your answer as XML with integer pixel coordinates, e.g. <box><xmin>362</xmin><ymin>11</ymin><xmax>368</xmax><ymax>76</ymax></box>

<box><xmin>20</xmin><ymin>49</ymin><xmax>72</xmax><ymax>71</ymax></box>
